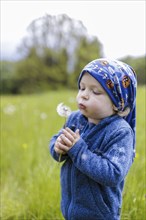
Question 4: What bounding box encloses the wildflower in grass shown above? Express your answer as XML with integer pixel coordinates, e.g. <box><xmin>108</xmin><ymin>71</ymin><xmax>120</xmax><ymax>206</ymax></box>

<box><xmin>3</xmin><ymin>104</ymin><xmax>16</xmax><ymax>115</ymax></box>
<box><xmin>22</xmin><ymin>143</ymin><xmax>28</xmax><ymax>149</ymax></box>
<box><xmin>135</xmin><ymin>152</ymin><xmax>139</xmax><ymax>159</ymax></box>
<box><xmin>40</xmin><ymin>112</ymin><xmax>48</xmax><ymax>120</ymax></box>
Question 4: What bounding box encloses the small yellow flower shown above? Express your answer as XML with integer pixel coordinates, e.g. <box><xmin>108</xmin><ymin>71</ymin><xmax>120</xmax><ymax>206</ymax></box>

<box><xmin>22</xmin><ymin>143</ymin><xmax>28</xmax><ymax>149</ymax></box>
<box><xmin>135</xmin><ymin>153</ymin><xmax>139</xmax><ymax>159</ymax></box>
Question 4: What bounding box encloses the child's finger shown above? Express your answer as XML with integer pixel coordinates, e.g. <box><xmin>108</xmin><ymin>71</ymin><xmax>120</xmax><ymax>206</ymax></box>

<box><xmin>64</xmin><ymin>127</ymin><xmax>78</xmax><ymax>138</ymax></box>
<box><xmin>57</xmin><ymin>142</ymin><xmax>71</xmax><ymax>152</ymax></box>
<box><xmin>75</xmin><ymin>129</ymin><xmax>80</xmax><ymax>135</ymax></box>
<box><xmin>60</xmin><ymin>134</ymin><xmax>73</xmax><ymax>147</ymax></box>
<box><xmin>62</xmin><ymin>129</ymin><xmax>74</xmax><ymax>142</ymax></box>
<box><xmin>54</xmin><ymin>145</ymin><xmax>66</xmax><ymax>155</ymax></box>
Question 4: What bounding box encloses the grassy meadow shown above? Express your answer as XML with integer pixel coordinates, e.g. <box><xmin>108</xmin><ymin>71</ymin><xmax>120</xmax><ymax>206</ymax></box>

<box><xmin>1</xmin><ymin>87</ymin><xmax>145</xmax><ymax>220</ymax></box>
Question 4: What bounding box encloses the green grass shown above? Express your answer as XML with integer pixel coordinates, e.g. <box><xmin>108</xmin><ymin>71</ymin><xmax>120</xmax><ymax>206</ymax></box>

<box><xmin>1</xmin><ymin>87</ymin><xmax>145</xmax><ymax>220</ymax></box>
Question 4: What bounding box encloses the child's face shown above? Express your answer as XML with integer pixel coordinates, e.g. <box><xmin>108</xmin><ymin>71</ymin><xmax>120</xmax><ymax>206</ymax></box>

<box><xmin>76</xmin><ymin>72</ymin><xmax>115</xmax><ymax>124</ymax></box>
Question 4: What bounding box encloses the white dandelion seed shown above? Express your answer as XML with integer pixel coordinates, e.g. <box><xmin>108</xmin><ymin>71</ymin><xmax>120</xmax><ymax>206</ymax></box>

<box><xmin>56</xmin><ymin>102</ymin><xmax>72</xmax><ymax>163</ymax></box>
<box><xmin>56</xmin><ymin>103</ymin><xmax>72</xmax><ymax>118</ymax></box>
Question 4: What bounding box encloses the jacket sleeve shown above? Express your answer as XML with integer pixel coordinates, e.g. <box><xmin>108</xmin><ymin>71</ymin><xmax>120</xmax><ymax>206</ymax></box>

<box><xmin>67</xmin><ymin>127</ymin><xmax>134</xmax><ymax>186</ymax></box>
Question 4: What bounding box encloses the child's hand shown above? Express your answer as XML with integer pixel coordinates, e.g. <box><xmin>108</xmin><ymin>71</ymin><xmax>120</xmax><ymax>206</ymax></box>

<box><xmin>54</xmin><ymin>135</ymin><xmax>67</xmax><ymax>155</ymax></box>
<box><xmin>62</xmin><ymin>127</ymin><xmax>80</xmax><ymax>147</ymax></box>
<box><xmin>54</xmin><ymin>127</ymin><xmax>80</xmax><ymax>154</ymax></box>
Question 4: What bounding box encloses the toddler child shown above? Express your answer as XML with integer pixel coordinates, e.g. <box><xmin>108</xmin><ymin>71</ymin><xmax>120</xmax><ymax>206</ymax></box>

<box><xmin>49</xmin><ymin>58</ymin><xmax>137</xmax><ymax>220</ymax></box>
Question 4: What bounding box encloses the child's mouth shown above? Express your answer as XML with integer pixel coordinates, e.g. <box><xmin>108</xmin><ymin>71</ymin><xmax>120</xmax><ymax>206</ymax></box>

<box><xmin>78</xmin><ymin>103</ymin><xmax>86</xmax><ymax>110</ymax></box>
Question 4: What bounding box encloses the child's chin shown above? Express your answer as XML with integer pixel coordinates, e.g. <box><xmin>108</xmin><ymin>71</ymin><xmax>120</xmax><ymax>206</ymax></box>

<box><xmin>80</xmin><ymin>110</ymin><xmax>88</xmax><ymax>118</ymax></box>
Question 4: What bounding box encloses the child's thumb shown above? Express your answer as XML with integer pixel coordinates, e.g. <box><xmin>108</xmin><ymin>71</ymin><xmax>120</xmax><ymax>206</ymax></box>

<box><xmin>75</xmin><ymin>129</ymin><xmax>80</xmax><ymax>135</ymax></box>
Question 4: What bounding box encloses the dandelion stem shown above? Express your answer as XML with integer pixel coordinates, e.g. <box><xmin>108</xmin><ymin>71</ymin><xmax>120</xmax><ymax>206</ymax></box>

<box><xmin>59</xmin><ymin>154</ymin><xmax>62</xmax><ymax>163</ymax></box>
<box><xmin>56</xmin><ymin>103</ymin><xmax>71</xmax><ymax>164</ymax></box>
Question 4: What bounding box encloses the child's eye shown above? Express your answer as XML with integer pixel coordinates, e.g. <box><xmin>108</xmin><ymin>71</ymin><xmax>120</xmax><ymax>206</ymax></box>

<box><xmin>80</xmin><ymin>87</ymin><xmax>85</xmax><ymax>91</ymax></box>
<box><xmin>93</xmin><ymin>90</ymin><xmax>101</xmax><ymax>95</ymax></box>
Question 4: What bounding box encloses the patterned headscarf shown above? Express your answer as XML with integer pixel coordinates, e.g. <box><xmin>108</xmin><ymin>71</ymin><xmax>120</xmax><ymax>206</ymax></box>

<box><xmin>78</xmin><ymin>58</ymin><xmax>137</xmax><ymax>157</ymax></box>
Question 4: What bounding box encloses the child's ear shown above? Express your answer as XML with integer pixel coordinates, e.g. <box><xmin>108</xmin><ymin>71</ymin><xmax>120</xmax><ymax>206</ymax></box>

<box><xmin>113</xmin><ymin>105</ymin><xmax>118</xmax><ymax>112</ymax></box>
<box><xmin>118</xmin><ymin>107</ymin><xmax>130</xmax><ymax>117</ymax></box>
<box><xmin>113</xmin><ymin>105</ymin><xmax>130</xmax><ymax>117</ymax></box>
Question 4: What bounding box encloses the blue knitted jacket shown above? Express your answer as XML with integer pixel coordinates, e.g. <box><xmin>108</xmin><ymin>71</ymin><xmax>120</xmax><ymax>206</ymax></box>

<box><xmin>50</xmin><ymin>111</ymin><xmax>134</xmax><ymax>220</ymax></box>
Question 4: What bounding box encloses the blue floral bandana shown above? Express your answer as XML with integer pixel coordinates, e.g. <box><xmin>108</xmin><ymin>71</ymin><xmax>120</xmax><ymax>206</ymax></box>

<box><xmin>78</xmin><ymin>58</ymin><xmax>137</xmax><ymax>157</ymax></box>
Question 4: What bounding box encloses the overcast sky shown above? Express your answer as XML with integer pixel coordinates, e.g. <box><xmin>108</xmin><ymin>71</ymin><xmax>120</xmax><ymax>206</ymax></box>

<box><xmin>1</xmin><ymin>0</ymin><xmax>145</xmax><ymax>60</ymax></box>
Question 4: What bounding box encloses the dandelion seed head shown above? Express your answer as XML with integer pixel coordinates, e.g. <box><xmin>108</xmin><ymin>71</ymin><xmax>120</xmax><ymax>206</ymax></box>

<box><xmin>56</xmin><ymin>102</ymin><xmax>72</xmax><ymax>118</ymax></box>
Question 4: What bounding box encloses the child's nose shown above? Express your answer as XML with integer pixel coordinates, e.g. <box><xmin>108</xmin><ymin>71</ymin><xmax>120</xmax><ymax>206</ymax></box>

<box><xmin>81</xmin><ymin>90</ymin><xmax>89</xmax><ymax>99</ymax></box>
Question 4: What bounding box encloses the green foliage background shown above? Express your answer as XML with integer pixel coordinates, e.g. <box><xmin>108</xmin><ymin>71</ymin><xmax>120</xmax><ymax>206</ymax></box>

<box><xmin>1</xmin><ymin>14</ymin><xmax>145</xmax><ymax>95</ymax></box>
<box><xmin>0</xmin><ymin>14</ymin><xmax>103</xmax><ymax>94</ymax></box>
<box><xmin>1</xmin><ymin>87</ymin><xmax>145</xmax><ymax>220</ymax></box>
<box><xmin>1</xmin><ymin>55</ymin><xmax>145</xmax><ymax>95</ymax></box>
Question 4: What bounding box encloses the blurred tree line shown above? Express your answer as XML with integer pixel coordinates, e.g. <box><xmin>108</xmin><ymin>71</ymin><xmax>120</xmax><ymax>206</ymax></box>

<box><xmin>0</xmin><ymin>14</ymin><xmax>145</xmax><ymax>94</ymax></box>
